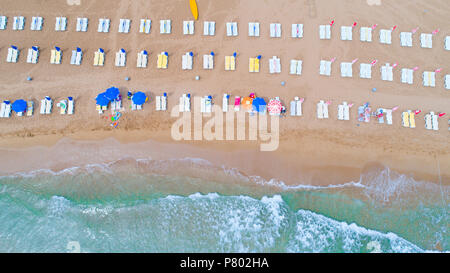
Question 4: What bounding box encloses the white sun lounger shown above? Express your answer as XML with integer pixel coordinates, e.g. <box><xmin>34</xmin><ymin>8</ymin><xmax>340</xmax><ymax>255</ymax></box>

<box><xmin>381</xmin><ymin>63</ymin><xmax>393</xmax><ymax>81</ymax></box>
<box><xmin>183</xmin><ymin>20</ymin><xmax>194</xmax><ymax>35</ymax></box>
<box><xmin>76</xmin><ymin>17</ymin><xmax>88</xmax><ymax>32</ymax></box>
<box><xmin>13</xmin><ymin>16</ymin><xmax>25</xmax><ymax>30</ymax></box>
<box><xmin>6</xmin><ymin>47</ymin><xmax>19</xmax><ymax>63</ymax></box>
<box><xmin>0</xmin><ymin>16</ymin><xmax>7</xmax><ymax>30</ymax></box>
<box><xmin>98</xmin><ymin>18</ymin><xmax>110</xmax><ymax>33</ymax></box>
<box><xmin>55</xmin><ymin>17</ymin><xmax>67</xmax><ymax>31</ymax></box>
<box><xmin>0</xmin><ymin>101</ymin><xmax>12</xmax><ymax>118</ymax></box>
<box><xmin>93</xmin><ymin>49</ymin><xmax>105</xmax><ymax>66</ymax></box>
<box><xmin>341</xmin><ymin>26</ymin><xmax>352</xmax><ymax>41</ymax></box>
<box><xmin>343</xmin><ymin>102</ymin><xmax>350</xmax><ymax>121</ymax></box>
<box><xmin>26</xmin><ymin>47</ymin><xmax>39</xmax><ymax>64</ymax></box>
<box><xmin>340</xmin><ymin>62</ymin><xmax>353</xmax><ymax>78</ymax></box>
<box><xmin>156</xmin><ymin>96</ymin><xmax>161</xmax><ymax>111</ymax></box>
<box><xmin>115</xmin><ymin>50</ymin><xmax>126</xmax><ymax>67</ymax></box>
<box><xmin>248</xmin><ymin>22</ymin><xmax>260</xmax><ymax>37</ymax></box>
<box><xmin>379</xmin><ymin>29</ymin><xmax>392</xmax><ymax>44</ymax></box>
<box><xmin>319</xmin><ymin>60</ymin><xmax>332</xmax><ymax>76</ymax></box>
<box><xmin>360</xmin><ymin>27</ymin><xmax>372</xmax><ymax>42</ymax></box>
<box><xmin>445</xmin><ymin>75</ymin><xmax>450</xmax><ymax>90</ymax></box>
<box><xmin>226</xmin><ymin>22</ymin><xmax>238</xmax><ymax>36</ymax></box>
<box><xmin>359</xmin><ymin>63</ymin><xmax>372</xmax><ymax>79</ymax></box>
<box><xmin>182</xmin><ymin>53</ymin><xmax>193</xmax><ymax>70</ymax></box>
<box><xmin>317</xmin><ymin>100</ymin><xmax>325</xmax><ymax>119</ymax></box>
<box><xmin>431</xmin><ymin>112</ymin><xmax>439</xmax><ymax>131</ymax></box>
<box><xmin>319</xmin><ymin>25</ymin><xmax>331</xmax><ymax>40</ymax></box>
<box><xmin>70</xmin><ymin>49</ymin><xmax>82</xmax><ymax>65</ymax></box>
<box><xmin>290</xmin><ymin>60</ymin><xmax>303</xmax><ymax>75</ymax></box>
<box><xmin>160</xmin><ymin>19</ymin><xmax>171</xmax><ymax>34</ymax></box>
<box><xmin>0</xmin><ymin>102</ymin><xmax>5</xmax><ymax>118</ymax></box>
<box><xmin>269</xmin><ymin>56</ymin><xmax>281</xmax><ymax>74</ymax></box>
<box><xmin>424</xmin><ymin>114</ymin><xmax>432</xmax><ymax>130</ymax></box>
<box><xmin>39</xmin><ymin>99</ymin><xmax>46</xmax><ymax>114</ymax></box>
<box><xmin>45</xmin><ymin>98</ymin><xmax>52</xmax><ymax>114</ymax></box>
<box><xmin>68</xmin><ymin>98</ymin><xmax>74</xmax><ymax>115</ymax></box>
<box><xmin>140</xmin><ymin>19</ymin><xmax>151</xmax><ymax>34</ymax></box>
<box><xmin>423</xmin><ymin>71</ymin><xmax>436</xmax><ymax>87</ymax></box>
<box><xmin>401</xmin><ymin>68</ymin><xmax>414</xmax><ymax>85</ymax></box>
<box><xmin>203</xmin><ymin>54</ymin><xmax>214</xmax><ymax>70</ymax></box>
<box><xmin>118</xmin><ymin>19</ymin><xmax>131</xmax><ymax>33</ymax></box>
<box><xmin>291</xmin><ymin>24</ymin><xmax>303</xmax><ymax>38</ymax></box>
<box><xmin>30</xmin><ymin>16</ymin><xmax>43</xmax><ymax>31</ymax></box>
<box><xmin>137</xmin><ymin>50</ymin><xmax>148</xmax><ymax>68</ymax></box>
<box><xmin>400</xmin><ymin>32</ymin><xmax>413</xmax><ymax>47</ymax></box>
<box><xmin>222</xmin><ymin>94</ymin><xmax>229</xmax><ymax>112</ymax></box>
<box><xmin>420</xmin><ymin>33</ymin><xmax>432</xmax><ymax>48</ymax></box>
<box><xmin>203</xmin><ymin>21</ymin><xmax>215</xmax><ymax>36</ymax></box>
<box><xmin>445</xmin><ymin>36</ymin><xmax>450</xmax><ymax>51</ymax></box>
<box><xmin>155</xmin><ymin>95</ymin><xmax>167</xmax><ymax>111</ymax></box>
<box><xmin>338</xmin><ymin>104</ymin><xmax>344</xmax><ymax>120</ymax></box>
<box><xmin>270</xmin><ymin>23</ymin><xmax>281</xmax><ymax>38</ymax></box>
<box><xmin>385</xmin><ymin>109</ymin><xmax>393</xmax><ymax>125</ymax></box>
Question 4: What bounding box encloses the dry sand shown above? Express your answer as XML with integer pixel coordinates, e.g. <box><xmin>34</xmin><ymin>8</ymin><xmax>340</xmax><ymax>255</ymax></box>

<box><xmin>0</xmin><ymin>0</ymin><xmax>449</xmax><ymax>186</ymax></box>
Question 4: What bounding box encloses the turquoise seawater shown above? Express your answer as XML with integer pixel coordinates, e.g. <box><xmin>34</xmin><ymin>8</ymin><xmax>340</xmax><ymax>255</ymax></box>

<box><xmin>0</xmin><ymin>158</ymin><xmax>447</xmax><ymax>253</ymax></box>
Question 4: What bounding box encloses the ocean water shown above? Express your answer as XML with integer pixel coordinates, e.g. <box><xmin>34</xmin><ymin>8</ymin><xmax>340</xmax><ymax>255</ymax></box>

<box><xmin>0</xmin><ymin>157</ymin><xmax>447</xmax><ymax>253</ymax></box>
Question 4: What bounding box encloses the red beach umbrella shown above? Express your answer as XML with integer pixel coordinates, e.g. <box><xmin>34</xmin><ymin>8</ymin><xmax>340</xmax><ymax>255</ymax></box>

<box><xmin>267</xmin><ymin>99</ymin><xmax>282</xmax><ymax>114</ymax></box>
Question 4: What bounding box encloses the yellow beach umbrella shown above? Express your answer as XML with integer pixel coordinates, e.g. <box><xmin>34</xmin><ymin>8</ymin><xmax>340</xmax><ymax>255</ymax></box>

<box><xmin>189</xmin><ymin>0</ymin><xmax>199</xmax><ymax>20</ymax></box>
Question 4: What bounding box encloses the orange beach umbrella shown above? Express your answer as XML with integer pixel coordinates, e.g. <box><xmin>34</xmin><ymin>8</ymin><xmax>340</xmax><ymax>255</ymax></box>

<box><xmin>241</xmin><ymin>97</ymin><xmax>253</xmax><ymax>111</ymax></box>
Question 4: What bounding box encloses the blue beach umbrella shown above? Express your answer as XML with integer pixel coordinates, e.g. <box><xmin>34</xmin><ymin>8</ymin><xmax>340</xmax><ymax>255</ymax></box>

<box><xmin>252</xmin><ymin>97</ymin><xmax>267</xmax><ymax>113</ymax></box>
<box><xmin>96</xmin><ymin>93</ymin><xmax>110</xmax><ymax>106</ymax></box>
<box><xmin>105</xmin><ymin>87</ymin><xmax>120</xmax><ymax>100</ymax></box>
<box><xmin>132</xmin><ymin>92</ymin><xmax>147</xmax><ymax>105</ymax></box>
<box><xmin>12</xmin><ymin>99</ymin><xmax>27</xmax><ymax>113</ymax></box>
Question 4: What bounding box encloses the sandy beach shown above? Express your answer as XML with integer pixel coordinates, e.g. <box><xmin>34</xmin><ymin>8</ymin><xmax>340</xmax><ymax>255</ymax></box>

<box><xmin>0</xmin><ymin>0</ymin><xmax>449</xmax><ymax>186</ymax></box>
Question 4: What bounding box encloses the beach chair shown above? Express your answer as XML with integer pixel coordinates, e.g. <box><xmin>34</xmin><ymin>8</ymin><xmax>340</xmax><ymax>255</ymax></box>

<box><xmin>27</xmin><ymin>47</ymin><xmax>39</xmax><ymax>64</ymax></box>
<box><xmin>26</xmin><ymin>101</ymin><xmax>34</xmax><ymax>116</ymax></box>
<box><xmin>234</xmin><ymin>96</ymin><xmax>241</xmax><ymax>111</ymax></box>
<box><xmin>343</xmin><ymin>102</ymin><xmax>350</xmax><ymax>121</ymax></box>
<box><xmin>137</xmin><ymin>50</ymin><xmax>148</xmax><ymax>68</ymax></box>
<box><xmin>341</xmin><ymin>26</ymin><xmax>352</xmax><ymax>41</ymax></box>
<box><xmin>0</xmin><ymin>16</ymin><xmax>7</xmax><ymax>30</ymax></box>
<box><xmin>76</xmin><ymin>17</ymin><xmax>88</xmax><ymax>32</ymax></box>
<box><xmin>424</xmin><ymin>114</ymin><xmax>432</xmax><ymax>130</ymax></box>
<box><xmin>381</xmin><ymin>63</ymin><xmax>393</xmax><ymax>81</ymax></box>
<box><xmin>59</xmin><ymin>100</ymin><xmax>67</xmax><ymax>115</ymax></box>
<box><xmin>156</xmin><ymin>96</ymin><xmax>161</xmax><ymax>111</ymax></box>
<box><xmin>50</xmin><ymin>48</ymin><xmax>62</xmax><ymax>64</ymax></box>
<box><xmin>179</xmin><ymin>95</ymin><xmax>185</xmax><ymax>112</ymax></box>
<box><xmin>291</xmin><ymin>24</ymin><xmax>303</xmax><ymax>38</ymax></box>
<box><xmin>290</xmin><ymin>60</ymin><xmax>303</xmax><ymax>75</ymax></box>
<box><xmin>157</xmin><ymin>52</ymin><xmax>168</xmax><ymax>69</ymax></box>
<box><xmin>6</xmin><ymin>46</ymin><xmax>19</xmax><ymax>63</ymax></box>
<box><xmin>183</xmin><ymin>20</ymin><xmax>194</xmax><ymax>35</ymax></box>
<box><xmin>270</xmin><ymin>23</ymin><xmax>281</xmax><ymax>38</ymax></box>
<box><xmin>222</xmin><ymin>94</ymin><xmax>229</xmax><ymax>112</ymax></box>
<box><xmin>203</xmin><ymin>96</ymin><xmax>212</xmax><ymax>113</ymax></box>
<box><xmin>401</xmin><ymin>68</ymin><xmax>414</xmax><ymax>85</ymax></box>
<box><xmin>420</xmin><ymin>33</ymin><xmax>432</xmax><ymax>48</ymax></box>
<box><xmin>248</xmin><ymin>22</ymin><xmax>260</xmax><ymax>37</ymax></box>
<box><xmin>431</xmin><ymin>112</ymin><xmax>439</xmax><ymax>131</ymax></box>
<box><xmin>409</xmin><ymin>111</ymin><xmax>416</xmax><ymax>128</ymax></box>
<box><xmin>2</xmin><ymin>101</ymin><xmax>11</xmax><ymax>118</ymax></box>
<box><xmin>340</xmin><ymin>62</ymin><xmax>352</xmax><ymax>78</ymax></box>
<box><xmin>115</xmin><ymin>50</ymin><xmax>126</xmax><ymax>67</ymax></box>
<box><xmin>385</xmin><ymin>109</ymin><xmax>393</xmax><ymax>125</ymax></box>
<box><xmin>225</xmin><ymin>56</ymin><xmax>236</xmax><ymax>71</ymax></box>
<box><xmin>203</xmin><ymin>54</ymin><xmax>214</xmax><ymax>70</ymax></box>
<box><xmin>182</xmin><ymin>53</ymin><xmax>193</xmax><ymax>70</ymax></box>
<box><xmin>379</xmin><ymin>29</ymin><xmax>392</xmax><ymax>44</ymax></box>
<box><xmin>359</xmin><ymin>63</ymin><xmax>372</xmax><ymax>79</ymax></box>
<box><xmin>400</xmin><ymin>32</ymin><xmax>413</xmax><ymax>47</ymax></box>
<box><xmin>118</xmin><ymin>19</ymin><xmax>131</xmax><ymax>33</ymax></box>
<box><xmin>70</xmin><ymin>48</ymin><xmax>82</xmax><ymax>65</ymax></box>
<box><xmin>140</xmin><ymin>19</ymin><xmax>151</xmax><ymax>34</ymax></box>
<box><xmin>0</xmin><ymin>102</ymin><xmax>6</xmax><ymax>118</ymax></box>
<box><xmin>93</xmin><ymin>49</ymin><xmax>105</xmax><ymax>66</ymax></box>
<box><xmin>249</xmin><ymin>57</ymin><xmax>260</xmax><ymax>73</ymax></box>
<box><xmin>45</xmin><ymin>97</ymin><xmax>52</xmax><ymax>114</ymax></box>
<box><xmin>338</xmin><ymin>104</ymin><xmax>344</xmax><ymax>120</ymax></box>
<box><xmin>184</xmin><ymin>94</ymin><xmax>191</xmax><ymax>112</ymax></box>
<box><xmin>445</xmin><ymin>75</ymin><xmax>450</xmax><ymax>90</ymax></box>
<box><xmin>68</xmin><ymin>97</ymin><xmax>74</xmax><ymax>115</ymax></box>
<box><xmin>317</xmin><ymin>101</ymin><xmax>324</xmax><ymax>119</ymax></box>
<box><xmin>161</xmin><ymin>94</ymin><xmax>167</xmax><ymax>111</ymax></box>
<box><xmin>226</xmin><ymin>22</ymin><xmax>238</xmax><ymax>37</ymax></box>
<box><xmin>55</xmin><ymin>17</ymin><xmax>67</xmax><ymax>31</ymax></box>
<box><xmin>97</xmin><ymin>18</ymin><xmax>110</xmax><ymax>33</ymax></box>
<box><xmin>323</xmin><ymin>102</ymin><xmax>329</xmax><ymax>119</ymax></box>
<box><xmin>402</xmin><ymin>112</ymin><xmax>410</xmax><ymax>128</ymax></box>
<box><xmin>295</xmin><ymin>98</ymin><xmax>303</xmax><ymax>116</ymax></box>
<box><xmin>360</xmin><ymin>27</ymin><xmax>372</xmax><ymax>42</ymax></box>
<box><xmin>40</xmin><ymin>99</ymin><xmax>46</xmax><ymax>114</ymax></box>
<box><xmin>445</xmin><ymin>36</ymin><xmax>450</xmax><ymax>51</ymax></box>
<box><xmin>319</xmin><ymin>25</ymin><xmax>331</xmax><ymax>40</ymax></box>
<box><xmin>159</xmin><ymin>20</ymin><xmax>171</xmax><ymax>34</ymax></box>
<box><xmin>203</xmin><ymin>21</ymin><xmax>215</xmax><ymax>36</ymax></box>
<box><xmin>290</xmin><ymin>100</ymin><xmax>296</xmax><ymax>116</ymax></box>
<box><xmin>319</xmin><ymin>60</ymin><xmax>332</xmax><ymax>76</ymax></box>
<box><xmin>13</xmin><ymin>16</ymin><xmax>25</xmax><ymax>30</ymax></box>
<box><xmin>30</xmin><ymin>16</ymin><xmax>43</xmax><ymax>31</ymax></box>
<box><xmin>422</xmin><ymin>71</ymin><xmax>436</xmax><ymax>87</ymax></box>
